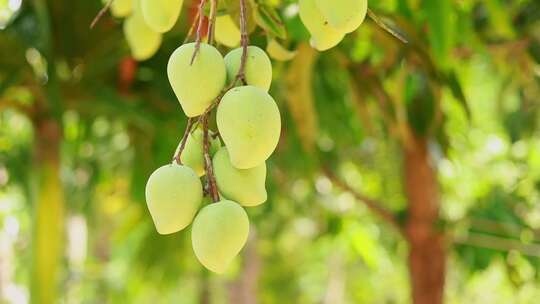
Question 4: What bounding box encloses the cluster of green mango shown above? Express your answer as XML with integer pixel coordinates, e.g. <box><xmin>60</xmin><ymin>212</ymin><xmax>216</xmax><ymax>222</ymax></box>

<box><xmin>104</xmin><ymin>0</ymin><xmax>184</xmax><ymax>60</ymax></box>
<box><xmin>145</xmin><ymin>41</ymin><xmax>280</xmax><ymax>273</ymax></box>
<box><xmin>299</xmin><ymin>0</ymin><xmax>368</xmax><ymax>51</ymax></box>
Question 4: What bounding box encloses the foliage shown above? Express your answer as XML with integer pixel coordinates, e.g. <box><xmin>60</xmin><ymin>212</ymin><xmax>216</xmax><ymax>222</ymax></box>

<box><xmin>0</xmin><ymin>0</ymin><xmax>540</xmax><ymax>303</ymax></box>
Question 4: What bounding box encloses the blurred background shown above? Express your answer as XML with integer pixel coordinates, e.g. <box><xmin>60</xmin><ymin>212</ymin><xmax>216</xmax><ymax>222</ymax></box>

<box><xmin>1</xmin><ymin>0</ymin><xmax>540</xmax><ymax>303</ymax></box>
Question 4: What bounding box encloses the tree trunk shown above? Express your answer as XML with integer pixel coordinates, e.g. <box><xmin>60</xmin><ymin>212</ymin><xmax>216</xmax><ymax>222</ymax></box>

<box><xmin>30</xmin><ymin>118</ymin><xmax>65</xmax><ymax>304</ymax></box>
<box><xmin>228</xmin><ymin>229</ymin><xmax>260</xmax><ymax>304</ymax></box>
<box><xmin>403</xmin><ymin>136</ymin><xmax>445</xmax><ymax>304</ymax></box>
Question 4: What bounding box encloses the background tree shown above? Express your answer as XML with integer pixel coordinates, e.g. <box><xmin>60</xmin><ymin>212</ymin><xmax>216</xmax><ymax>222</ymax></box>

<box><xmin>1</xmin><ymin>0</ymin><xmax>540</xmax><ymax>303</ymax></box>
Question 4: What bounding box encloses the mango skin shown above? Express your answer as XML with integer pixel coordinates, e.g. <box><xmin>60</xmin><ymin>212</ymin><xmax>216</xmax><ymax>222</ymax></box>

<box><xmin>224</xmin><ymin>46</ymin><xmax>272</xmax><ymax>91</ymax></box>
<box><xmin>167</xmin><ymin>43</ymin><xmax>226</xmax><ymax>117</ymax></box>
<box><xmin>299</xmin><ymin>0</ymin><xmax>345</xmax><ymax>51</ymax></box>
<box><xmin>215</xmin><ymin>15</ymin><xmax>241</xmax><ymax>47</ymax></box>
<box><xmin>123</xmin><ymin>13</ymin><xmax>162</xmax><ymax>61</ymax></box>
<box><xmin>103</xmin><ymin>0</ymin><xmax>132</xmax><ymax>18</ymax></box>
<box><xmin>213</xmin><ymin>147</ymin><xmax>267</xmax><ymax>207</ymax></box>
<box><xmin>315</xmin><ymin>0</ymin><xmax>368</xmax><ymax>33</ymax></box>
<box><xmin>191</xmin><ymin>200</ymin><xmax>249</xmax><ymax>273</ymax></box>
<box><xmin>217</xmin><ymin>86</ymin><xmax>281</xmax><ymax>169</ymax></box>
<box><xmin>176</xmin><ymin>128</ymin><xmax>221</xmax><ymax>176</ymax></box>
<box><xmin>145</xmin><ymin>164</ymin><xmax>203</xmax><ymax>234</ymax></box>
<box><xmin>140</xmin><ymin>0</ymin><xmax>183</xmax><ymax>33</ymax></box>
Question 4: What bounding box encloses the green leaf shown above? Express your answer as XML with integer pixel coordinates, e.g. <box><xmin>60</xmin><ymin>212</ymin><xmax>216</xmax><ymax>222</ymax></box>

<box><xmin>444</xmin><ymin>71</ymin><xmax>471</xmax><ymax>120</ymax></box>
<box><xmin>422</xmin><ymin>0</ymin><xmax>454</xmax><ymax>68</ymax></box>
<box><xmin>224</xmin><ymin>0</ymin><xmax>257</xmax><ymax>33</ymax></box>
<box><xmin>253</xmin><ymin>3</ymin><xmax>286</xmax><ymax>39</ymax></box>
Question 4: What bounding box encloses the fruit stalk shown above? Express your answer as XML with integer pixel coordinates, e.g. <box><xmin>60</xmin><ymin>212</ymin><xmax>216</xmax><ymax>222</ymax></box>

<box><xmin>202</xmin><ymin>114</ymin><xmax>220</xmax><ymax>202</ymax></box>
<box><xmin>183</xmin><ymin>7</ymin><xmax>201</xmax><ymax>44</ymax></box>
<box><xmin>207</xmin><ymin>0</ymin><xmax>218</xmax><ymax>45</ymax></box>
<box><xmin>236</xmin><ymin>0</ymin><xmax>249</xmax><ymax>85</ymax></box>
<box><xmin>191</xmin><ymin>0</ymin><xmax>208</xmax><ymax>64</ymax></box>
<box><xmin>195</xmin><ymin>0</ymin><xmax>250</xmax><ymax>120</ymax></box>
<box><xmin>173</xmin><ymin>117</ymin><xmax>195</xmax><ymax>164</ymax></box>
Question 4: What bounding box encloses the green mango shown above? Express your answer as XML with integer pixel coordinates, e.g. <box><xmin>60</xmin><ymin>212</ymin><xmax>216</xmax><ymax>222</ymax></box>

<box><xmin>145</xmin><ymin>164</ymin><xmax>202</xmax><ymax>234</ymax></box>
<box><xmin>224</xmin><ymin>46</ymin><xmax>272</xmax><ymax>91</ymax></box>
<box><xmin>176</xmin><ymin>128</ymin><xmax>221</xmax><ymax>176</ymax></box>
<box><xmin>315</xmin><ymin>0</ymin><xmax>368</xmax><ymax>33</ymax></box>
<box><xmin>213</xmin><ymin>147</ymin><xmax>267</xmax><ymax>206</ymax></box>
<box><xmin>123</xmin><ymin>11</ymin><xmax>162</xmax><ymax>61</ymax></box>
<box><xmin>217</xmin><ymin>86</ymin><xmax>281</xmax><ymax>169</ymax></box>
<box><xmin>103</xmin><ymin>0</ymin><xmax>132</xmax><ymax>18</ymax></box>
<box><xmin>140</xmin><ymin>0</ymin><xmax>183</xmax><ymax>33</ymax></box>
<box><xmin>167</xmin><ymin>42</ymin><xmax>226</xmax><ymax>117</ymax></box>
<box><xmin>191</xmin><ymin>200</ymin><xmax>249</xmax><ymax>273</ymax></box>
<box><xmin>299</xmin><ymin>0</ymin><xmax>345</xmax><ymax>51</ymax></box>
<box><xmin>215</xmin><ymin>15</ymin><xmax>241</xmax><ymax>47</ymax></box>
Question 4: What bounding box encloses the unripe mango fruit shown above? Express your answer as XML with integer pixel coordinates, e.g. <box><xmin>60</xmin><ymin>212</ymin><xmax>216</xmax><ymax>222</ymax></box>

<box><xmin>168</xmin><ymin>43</ymin><xmax>226</xmax><ymax>117</ymax></box>
<box><xmin>191</xmin><ymin>200</ymin><xmax>249</xmax><ymax>273</ymax></box>
<box><xmin>315</xmin><ymin>0</ymin><xmax>368</xmax><ymax>33</ymax></box>
<box><xmin>224</xmin><ymin>46</ymin><xmax>272</xmax><ymax>91</ymax></box>
<box><xmin>124</xmin><ymin>13</ymin><xmax>163</xmax><ymax>61</ymax></box>
<box><xmin>299</xmin><ymin>0</ymin><xmax>345</xmax><ymax>51</ymax></box>
<box><xmin>145</xmin><ymin>164</ymin><xmax>202</xmax><ymax>234</ymax></box>
<box><xmin>217</xmin><ymin>86</ymin><xmax>281</xmax><ymax>169</ymax></box>
<box><xmin>215</xmin><ymin>15</ymin><xmax>241</xmax><ymax>47</ymax></box>
<box><xmin>176</xmin><ymin>128</ymin><xmax>221</xmax><ymax>176</ymax></box>
<box><xmin>103</xmin><ymin>0</ymin><xmax>132</xmax><ymax>18</ymax></box>
<box><xmin>140</xmin><ymin>0</ymin><xmax>183</xmax><ymax>33</ymax></box>
<box><xmin>213</xmin><ymin>147</ymin><xmax>267</xmax><ymax>207</ymax></box>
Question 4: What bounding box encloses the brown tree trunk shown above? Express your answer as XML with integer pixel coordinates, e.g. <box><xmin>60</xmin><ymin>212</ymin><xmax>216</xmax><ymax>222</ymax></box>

<box><xmin>403</xmin><ymin>136</ymin><xmax>446</xmax><ymax>304</ymax></box>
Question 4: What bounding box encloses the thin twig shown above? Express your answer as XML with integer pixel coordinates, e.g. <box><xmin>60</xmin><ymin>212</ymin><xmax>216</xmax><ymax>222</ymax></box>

<box><xmin>194</xmin><ymin>0</ymin><xmax>251</xmax><ymax>127</ymax></box>
<box><xmin>90</xmin><ymin>0</ymin><xmax>115</xmax><ymax>29</ymax></box>
<box><xmin>173</xmin><ymin>118</ymin><xmax>195</xmax><ymax>164</ymax></box>
<box><xmin>236</xmin><ymin>0</ymin><xmax>249</xmax><ymax>85</ymax></box>
<box><xmin>184</xmin><ymin>9</ymin><xmax>201</xmax><ymax>44</ymax></box>
<box><xmin>367</xmin><ymin>9</ymin><xmax>408</xmax><ymax>44</ymax></box>
<box><xmin>190</xmin><ymin>0</ymin><xmax>208</xmax><ymax>65</ymax></box>
<box><xmin>207</xmin><ymin>0</ymin><xmax>218</xmax><ymax>45</ymax></box>
<box><xmin>202</xmin><ymin>114</ymin><xmax>220</xmax><ymax>202</ymax></box>
<box><xmin>322</xmin><ymin>167</ymin><xmax>402</xmax><ymax>233</ymax></box>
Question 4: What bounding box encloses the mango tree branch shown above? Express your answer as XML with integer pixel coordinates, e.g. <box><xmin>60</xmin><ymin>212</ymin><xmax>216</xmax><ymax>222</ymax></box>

<box><xmin>322</xmin><ymin>167</ymin><xmax>403</xmax><ymax>234</ymax></box>
<box><xmin>172</xmin><ymin>117</ymin><xmax>195</xmax><ymax>164</ymax></box>
<box><xmin>202</xmin><ymin>114</ymin><xmax>220</xmax><ymax>202</ymax></box>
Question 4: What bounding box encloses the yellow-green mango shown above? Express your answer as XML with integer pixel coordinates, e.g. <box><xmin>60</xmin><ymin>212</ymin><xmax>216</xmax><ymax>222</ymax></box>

<box><xmin>215</xmin><ymin>14</ymin><xmax>241</xmax><ymax>47</ymax></box>
<box><xmin>191</xmin><ymin>200</ymin><xmax>249</xmax><ymax>273</ymax></box>
<box><xmin>167</xmin><ymin>42</ymin><xmax>226</xmax><ymax>117</ymax></box>
<box><xmin>140</xmin><ymin>0</ymin><xmax>183</xmax><ymax>33</ymax></box>
<box><xmin>217</xmin><ymin>86</ymin><xmax>281</xmax><ymax>169</ymax></box>
<box><xmin>123</xmin><ymin>12</ymin><xmax>162</xmax><ymax>60</ymax></box>
<box><xmin>103</xmin><ymin>0</ymin><xmax>132</xmax><ymax>18</ymax></box>
<box><xmin>315</xmin><ymin>0</ymin><xmax>368</xmax><ymax>33</ymax></box>
<box><xmin>299</xmin><ymin>0</ymin><xmax>345</xmax><ymax>51</ymax></box>
<box><xmin>176</xmin><ymin>128</ymin><xmax>221</xmax><ymax>176</ymax></box>
<box><xmin>224</xmin><ymin>46</ymin><xmax>272</xmax><ymax>91</ymax></box>
<box><xmin>213</xmin><ymin>147</ymin><xmax>267</xmax><ymax>206</ymax></box>
<box><xmin>145</xmin><ymin>164</ymin><xmax>202</xmax><ymax>234</ymax></box>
